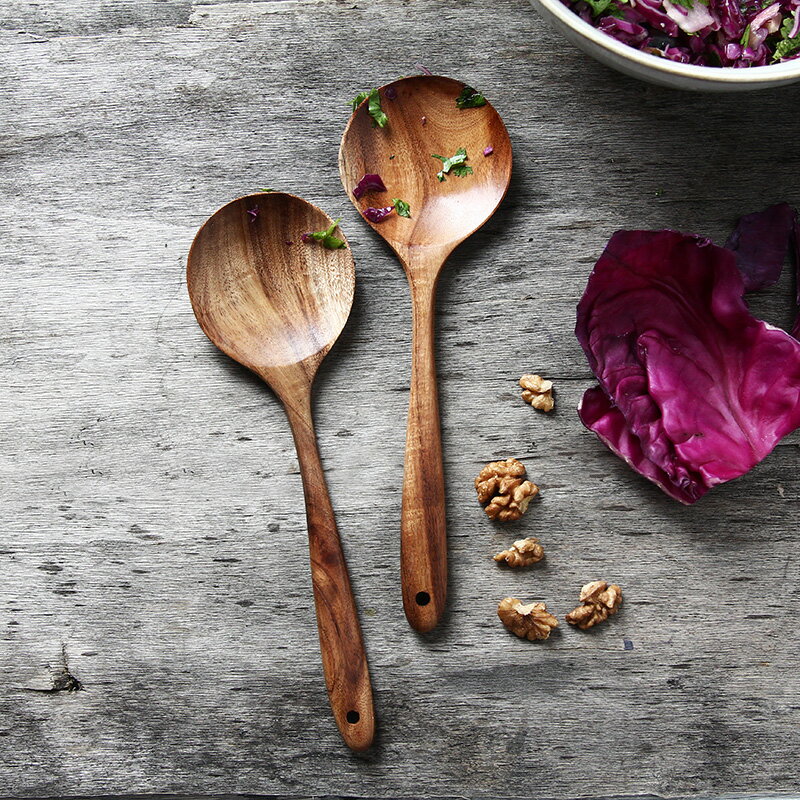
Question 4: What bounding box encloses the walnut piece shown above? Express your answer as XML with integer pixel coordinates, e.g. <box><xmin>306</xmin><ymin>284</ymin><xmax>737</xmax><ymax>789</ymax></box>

<box><xmin>519</xmin><ymin>374</ymin><xmax>554</xmax><ymax>412</ymax></box>
<box><xmin>498</xmin><ymin>597</ymin><xmax>559</xmax><ymax>641</ymax></box>
<box><xmin>493</xmin><ymin>537</ymin><xmax>544</xmax><ymax>568</ymax></box>
<box><xmin>565</xmin><ymin>580</ymin><xmax>623</xmax><ymax>629</ymax></box>
<box><xmin>475</xmin><ymin>458</ymin><xmax>539</xmax><ymax>522</ymax></box>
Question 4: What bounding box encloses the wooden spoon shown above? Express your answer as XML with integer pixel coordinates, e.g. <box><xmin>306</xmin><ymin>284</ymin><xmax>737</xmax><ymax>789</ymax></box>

<box><xmin>339</xmin><ymin>76</ymin><xmax>512</xmax><ymax>632</ymax></box>
<box><xmin>187</xmin><ymin>192</ymin><xmax>375</xmax><ymax>751</ymax></box>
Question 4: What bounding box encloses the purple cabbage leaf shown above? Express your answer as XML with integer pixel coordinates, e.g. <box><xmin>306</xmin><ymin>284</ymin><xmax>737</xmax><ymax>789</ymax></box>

<box><xmin>794</xmin><ymin>212</ymin><xmax>800</xmax><ymax>338</ymax></box>
<box><xmin>724</xmin><ymin>202</ymin><xmax>797</xmax><ymax>291</ymax></box>
<box><xmin>577</xmin><ymin>213</ymin><xmax>800</xmax><ymax>505</ymax></box>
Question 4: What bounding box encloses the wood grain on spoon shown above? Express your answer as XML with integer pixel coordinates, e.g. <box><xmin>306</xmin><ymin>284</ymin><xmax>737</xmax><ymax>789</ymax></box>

<box><xmin>339</xmin><ymin>76</ymin><xmax>513</xmax><ymax>632</ymax></box>
<box><xmin>186</xmin><ymin>193</ymin><xmax>375</xmax><ymax>751</ymax></box>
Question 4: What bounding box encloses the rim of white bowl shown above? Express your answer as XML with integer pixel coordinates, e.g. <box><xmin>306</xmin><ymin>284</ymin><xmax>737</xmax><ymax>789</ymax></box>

<box><xmin>532</xmin><ymin>0</ymin><xmax>800</xmax><ymax>84</ymax></box>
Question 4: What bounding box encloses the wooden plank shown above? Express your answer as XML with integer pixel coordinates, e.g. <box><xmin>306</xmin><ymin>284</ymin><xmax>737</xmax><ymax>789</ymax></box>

<box><xmin>2</xmin><ymin>796</ymin><xmax>793</xmax><ymax>800</ymax></box>
<box><xmin>2</xmin><ymin>0</ymin><xmax>800</xmax><ymax>798</ymax></box>
<box><xmin>5</xmin><ymin>796</ymin><xmax>793</xmax><ymax>800</ymax></box>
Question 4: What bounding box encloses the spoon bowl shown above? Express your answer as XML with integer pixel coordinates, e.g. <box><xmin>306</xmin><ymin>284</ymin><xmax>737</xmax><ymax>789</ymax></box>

<box><xmin>187</xmin><ymin>193</ymin><xmax>375</xmax><ymax>751</ymax></box>
<box><xmin>339</xmin><ymin>77</ymin><xmax>512</xmax><ymax>632</ymax></box>
<box><xmin>340</xmin><ymin>75</ymin><xmax>512</xmax><ymax>255</ymax></box>
<box><xmin>188</xmin><ymin>193</ymin><xmax>355</xmax><ymax>376</ymax></box>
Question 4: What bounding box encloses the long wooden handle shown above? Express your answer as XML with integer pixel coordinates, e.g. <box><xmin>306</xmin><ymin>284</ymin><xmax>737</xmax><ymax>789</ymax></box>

<box><xmin>401</xmin><ymin>276</ymin><xmax>448</xmax><ymax>632</ymax></box>
<box><xmin>284</xmin><ymin>393</ymin><xmax>375</xmax><ymax>751</ymax></box>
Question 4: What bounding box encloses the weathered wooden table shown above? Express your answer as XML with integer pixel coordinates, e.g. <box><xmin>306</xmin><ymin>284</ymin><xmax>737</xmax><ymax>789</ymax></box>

<box><xmin>2</xmin><ymin>1</ymin><xmax>800</xmax><ymax>798</ymax></box>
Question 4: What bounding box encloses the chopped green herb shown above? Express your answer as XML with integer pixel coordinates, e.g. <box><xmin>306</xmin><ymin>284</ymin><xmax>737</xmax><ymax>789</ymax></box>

<box><xmin>351</xmin><ymin>91</ymin><xmax>370</xmax><ymax>111</ymax></box>
<box><xmin>368</xmin><ymin>88</ymin><xmax>388</xmax><ymax>128</ymax></box>
<box><xmin>449</xmin><ymin>164</ymin><xmax>474</xmax><ymax>178</ymax></box>
<box><xmin>669</xmin><ymin>0</ymin><xmax>707</xmax><ymax>9</ymax></box>
<box><xmin>740</xmin><ymin>23</ymin><xmax>752</xmax><ymax>47</ymax></box>
<box><xmin>350</xmin><ymin>88</ymin><xmax>388</xmax><ymax>127</ymax></box>
<box><xmin>773</xmin><ymin>12</ymin><xmax>800</xmax><ymax>61</ymax></box>
<box><xmin>455</xmin><ymin>85</ymin><xmax>487</xmax><ymax>108</ymax></box>
<box><xmin>393</xmin><ymin>198</ymin><xmax>411</xmax><ymax>218</ymax></box>
<box><xmin>389</xmin><ymin>154</ymin><xmax>396</xmax><ymax>160</ymax></box>
<box><xmin>258</xmin><ymin>187</ymin><xmax>275</xmax><ymax>193</ymax></box>
<box><xmin>582</xmin><ymin>0</ymin><xmax>615</xmax><ymax>15</ymax></box>
<box><xmin>583</xmin><ymin>0</ymin><xmax>632</xmax><ymax>15</ymax></box>
<box><xmin>774</xmin><ymin>34</ymin><xmax>800</xmax><ymax>60</ymax></box>
<box><xmin>304</xmin><ymin>218</ymin><xmax>346</xmax><ymax>249</ymax></box>
<box><xmin>431</xmin><ymin>148</ymin><xmax>473</xmax><ymax>181</ymax></box>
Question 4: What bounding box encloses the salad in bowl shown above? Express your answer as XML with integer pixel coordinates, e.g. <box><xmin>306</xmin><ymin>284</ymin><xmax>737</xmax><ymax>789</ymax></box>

<box><xmin>529</xmin><ymin>0</ymin><xmax>800</xmax><ymax>89</ymax></box>
<box><xmin>564</xmin><ymin>0</ymin><xmax>800</xmax><ymax>67</ymax></box>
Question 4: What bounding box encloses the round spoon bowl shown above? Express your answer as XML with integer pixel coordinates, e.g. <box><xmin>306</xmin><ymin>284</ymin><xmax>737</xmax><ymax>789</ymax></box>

<box><xmin>339</xmin><ymin>75</ymin><xmax>512</xmax><ymax>253</ymax></box>
<box><xmin>188</xmin><ymin>192</ymin><xmax>355</xmax><ymax>374</ymax></box>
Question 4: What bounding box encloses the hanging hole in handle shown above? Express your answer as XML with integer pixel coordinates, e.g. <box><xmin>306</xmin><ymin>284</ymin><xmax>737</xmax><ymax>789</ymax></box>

<box><xmin>346</xmin><ymin>710</ymin><xmax>360</xmax><ymax>724</ymax></box>
<box><xmin>415</xmin><ymin>591</ymin><xmax>431</xmax><ymax>606</ymax></box>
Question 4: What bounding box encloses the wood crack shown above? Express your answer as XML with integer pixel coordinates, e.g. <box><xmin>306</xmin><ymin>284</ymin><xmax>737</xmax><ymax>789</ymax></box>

<box><xmin>20</xmin><ymin>644</ymin><xmax>83</xmax><ymax>695</ymax></box>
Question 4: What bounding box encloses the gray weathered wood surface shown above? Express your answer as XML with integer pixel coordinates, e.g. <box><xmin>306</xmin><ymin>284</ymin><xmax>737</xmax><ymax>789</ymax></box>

<box><xmin>2</xmin><ymin>1</ymin><xmax>800</xmax><ymax>798</ymax></box>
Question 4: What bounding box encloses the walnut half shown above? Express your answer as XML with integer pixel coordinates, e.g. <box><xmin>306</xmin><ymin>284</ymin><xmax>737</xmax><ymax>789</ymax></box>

<box><xmin>519</xmin><ymin>374</ymin><xmax>554</xmax><ymax>412</ymax></box>
<box><xmin>565</xmin><ymin>580</ymin><xmax>623</xmax><ymax>629</ymax></box>
<box><xmin>493</xmin><ymin>537</ymin><xmax>544</xmax><ymax>568</ymax></box>
<box><xmin>498</xmin><ymin>597</ymin><xmax>559</xmax><ymax>641</ymax></box>
<box><xmin>475</xmin><ymin>458</ymin><xmax>539</xmax><ymax>522</ymax></box>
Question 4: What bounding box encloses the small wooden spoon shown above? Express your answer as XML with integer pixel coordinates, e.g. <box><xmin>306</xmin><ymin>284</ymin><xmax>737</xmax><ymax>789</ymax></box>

<box><xmin>339</xmin><ymin>76</ymin><xmax>512</xmax><ymax>632</ymax></box>
<box><xmin>187</xmin><ymin>192</ymin><xmax>375</xmax><ymax>751</ymax></box>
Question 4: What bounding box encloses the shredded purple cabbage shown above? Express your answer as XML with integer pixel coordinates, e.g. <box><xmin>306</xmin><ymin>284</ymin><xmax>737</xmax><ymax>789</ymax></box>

<box><xmin>563</xmin><ymin>0</ymin><xmax>800</xmax><ymax>66</ymax></box>
<box><xmin>363</xmin><ymin>206</ymin><xmax>395</xmax><ymax>223</ymax></box>
<box><xmin>483</xmin><ymin>145</ymin><xmax>494</xmax><ymax>156</ymax></box>
<box><xmin>352</xmin><ymin>173</ymin><xmax>387</xmax><ymax>200</ymax></box>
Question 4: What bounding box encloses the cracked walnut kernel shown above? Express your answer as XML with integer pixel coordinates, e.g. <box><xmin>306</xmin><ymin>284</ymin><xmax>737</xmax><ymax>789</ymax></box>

<box><xmin>475</xmin><ymin>458</ymin><xmax>539</xmax><ymax>522</ymax></box>
<box><xmin>565</xmin><ymin>580</ymin><xmax>623</xmax><ymax>629</ymax></box>
<box><xmin>519</xmin><ymin>374</ymin><xmax>554</xmax><ymax>412</ymax></box>
<box><xmin>498</xmin><ymin>597</ymin><xmax>559</xmax><ymax>641</ymax></box>
<box><xmin>493</xmin><ymin>537</ymin><xmax>544</xmax><ymax>568</ymax></box>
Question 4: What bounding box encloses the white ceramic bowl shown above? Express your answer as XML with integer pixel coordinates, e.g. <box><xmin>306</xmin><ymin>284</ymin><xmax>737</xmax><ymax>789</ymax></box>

<box><xmin>529</xmin><ymin>0</ymin><xmax>800</xmax><ymax>91</ymax></box>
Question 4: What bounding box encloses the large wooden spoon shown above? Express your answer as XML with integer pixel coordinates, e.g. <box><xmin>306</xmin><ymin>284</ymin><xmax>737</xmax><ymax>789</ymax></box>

<box><xmin>339</xmin><ymin>76</ymin><xmax>512</xmax><ymax>632</ymax></box>
<box><xmin>187</xmin><ymin>192</ymin><xmax>375</xmax><ymax>751</ymax></box>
